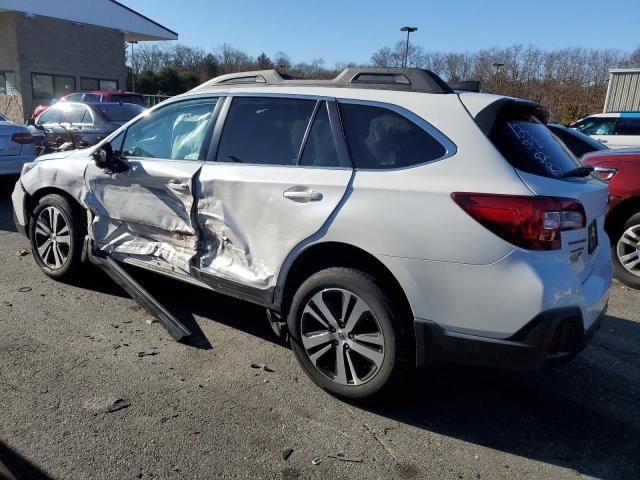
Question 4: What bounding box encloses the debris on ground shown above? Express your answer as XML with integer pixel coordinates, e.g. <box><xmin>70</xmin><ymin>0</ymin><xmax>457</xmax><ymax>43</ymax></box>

<box><xmin>2</xmin><ymin>301</ymin><xmax>11</xmax><ymax>307</ymax></box>
<box><xmin>18</xmin><ymin>287</ymin><xmax>32</xmax><ymax>293</ymax></box>
<box><xmin>250</xmin><ymin>363</ymin><xmax>275</xmax><ymax>372</ymax></box>
<box><xmin>282</xmin><ymin>448</ymin><xmax>294</xmax><ymax>461</ymax></box>
<box><xmin>137</xmin><ymin>351</ymin><xmax>158</xmax><ymax>358</ymax></box>
<box><xmin>16</xmin><ymin>249</ymin><xmax>30</xmax><ymax>257</ymax></box>
<box><xmin>328</xmin><ymin>453</ymin><xmax>363</xmax><ymax>463</ymax></box>
<box><xmin>106</xmin><ymin>399</ymin><xmax>130</xmax><ymax>413</ymax></box>
<box><xmin>146</xmin><ymin>318</ymin><xmax>159</xmax><ymax>324</ymax></box>
<box><xmin>311</xmin><ymin>457</ymin><xmax>322</xmax><ymax>465</ymax></box>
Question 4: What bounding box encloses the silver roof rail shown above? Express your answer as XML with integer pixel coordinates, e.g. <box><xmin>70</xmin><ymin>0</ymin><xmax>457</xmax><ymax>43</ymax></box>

<box><xmin>192</xmin><ymin>67</ymin><xmax>453</xmax><ymax>94</ymax></box>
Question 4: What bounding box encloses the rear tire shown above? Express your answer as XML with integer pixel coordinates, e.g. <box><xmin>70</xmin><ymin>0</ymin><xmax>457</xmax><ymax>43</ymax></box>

<box><xmin>287</xmin><ymin>267</ymin><xmax>407</xmax><ymax>400</ymax></box>
<box><xmin>611</xmin><ymin>212</ymin><xmax>640</xmax><ymax>289</ymax></box>
<box><xmin>29</xmin><ymin>194</ymin><xmax>85</xmax><ymax>280</ymax></box>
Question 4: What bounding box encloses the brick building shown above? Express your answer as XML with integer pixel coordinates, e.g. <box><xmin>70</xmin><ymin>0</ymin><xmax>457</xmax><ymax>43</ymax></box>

<box><xmin>0</xmin><ymin>0</ymin><xmax>177</xmax><ymax>123</ymax></box>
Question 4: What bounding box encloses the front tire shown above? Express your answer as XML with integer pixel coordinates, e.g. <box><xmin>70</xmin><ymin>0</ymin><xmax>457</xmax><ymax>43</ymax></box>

<box><xmin>287</xmin><ymin>267</ymin><xmax>406</xmax><ymax>400</ymax></box>
<box><xmin>29</xmin><ymin>194</ymin><xmax>85</xmax><ymax>280</ymax></box>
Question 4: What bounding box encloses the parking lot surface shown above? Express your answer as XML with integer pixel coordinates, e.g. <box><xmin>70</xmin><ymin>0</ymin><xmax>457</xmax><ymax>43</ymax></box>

<box><xmin>1</xmin><ymin>176</ymin><xmax>639</xmax><ymax>480</ymax></box>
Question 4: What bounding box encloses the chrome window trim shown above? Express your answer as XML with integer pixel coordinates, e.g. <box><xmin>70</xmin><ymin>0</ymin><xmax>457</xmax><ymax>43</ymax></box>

<box><xmin>336</xmin><ymin>98</ymin><xmax>458</xmax><ymax>172</ymax></box>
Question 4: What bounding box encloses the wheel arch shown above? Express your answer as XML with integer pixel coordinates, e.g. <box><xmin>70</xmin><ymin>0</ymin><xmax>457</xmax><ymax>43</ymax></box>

<box><xmin>277</xmin><ymin>241</ymin><xmax>414</xmax><ymax>322</ymax></box>
<box><xmin>24</xmin><ymin>187</ymin><xmax>86</xmax><ymax>238</ymax></box>
<box><xmin>605</xmin><ymin>196</ymin><xmax>640</xmax><ymax>241</ymax></box>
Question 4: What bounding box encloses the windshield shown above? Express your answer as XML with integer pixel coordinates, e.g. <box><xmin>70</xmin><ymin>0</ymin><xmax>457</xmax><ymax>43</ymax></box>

<box><xmin>490</xmin><ymin>114</ymin><xmax>582</xmax><ymax>178</ymax></box>
<box><xmin>96</xmin><ymin>103</ymin><xmax>145</xmax><ymax>123</ymax></box>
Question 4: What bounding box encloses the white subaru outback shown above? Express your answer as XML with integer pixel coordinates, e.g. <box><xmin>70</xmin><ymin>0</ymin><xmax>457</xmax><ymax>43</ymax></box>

<box><xmin>11</xmin><ymin>68</ymin><xmax>612</xmax><ymax>399</ymax></box>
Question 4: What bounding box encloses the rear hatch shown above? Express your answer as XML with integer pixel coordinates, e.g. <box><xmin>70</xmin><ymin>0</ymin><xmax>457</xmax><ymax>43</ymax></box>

<box><xmin>468</xmin><ymin>97</ymin><xmax>609</xmax><ymax>282</ymax></box>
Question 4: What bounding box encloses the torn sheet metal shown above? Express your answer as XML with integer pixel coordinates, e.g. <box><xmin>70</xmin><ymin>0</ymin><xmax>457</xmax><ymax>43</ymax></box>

<box><xmin>83</xmin><ymin>160</ymin><xmax>202</xmax><ymax>275</ymax></box>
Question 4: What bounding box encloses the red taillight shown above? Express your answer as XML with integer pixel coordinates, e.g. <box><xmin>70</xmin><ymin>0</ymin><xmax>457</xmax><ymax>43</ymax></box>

<box><xmin>11</xmin><ymin>132</ymin><xmax>34</xmax><ymax>144</ymax></box>
<box><xmin>452</xmin><ymin>193</ymin><xmax>586</xmax><ymax>251</ymax></box>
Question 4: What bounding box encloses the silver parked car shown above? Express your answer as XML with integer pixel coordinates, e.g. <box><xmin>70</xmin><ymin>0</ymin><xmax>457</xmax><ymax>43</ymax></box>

<box><xmin>0</xmin><ymin>112</ymin><xmax>36</xmax><ymax>175</ymax></box>
<box><xmin>12</xmin><ymin>68</ymin><xmax>611</xmax><ymax>400</ymax></box>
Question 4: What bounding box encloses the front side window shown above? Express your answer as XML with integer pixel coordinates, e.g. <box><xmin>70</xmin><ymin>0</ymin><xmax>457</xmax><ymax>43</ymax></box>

<box><xmin>614</xmin><ymin>117</ymin><xmax>640</xmax><ymax>136</ymax></box>
<box><xmin>83</xmin><ymin>94</ymin><xmax>101</xmax><ymax>102</ymax></box>
<box><xmin>574</xmin><ymin>117</ymin><xmax>617</xmax><ymax>136</ymax></box>
<box><xmin>65</xmin><ymin>93</ymin><xmax>83</xmax><ymax>102</ymax></box>
<box><xmin>339</xmin><ymin>103</ymin><xmax>446</xmax><ymax>169</ymax></box>
<box><xmin>122</xmin><ymin>98</ymin><xmax>217</xmax><ymax>161</ymax></box>
<box><xmin>216</xmin><ymin>97</ymin><xmax>316</xmax><ymax>165</ymax></box>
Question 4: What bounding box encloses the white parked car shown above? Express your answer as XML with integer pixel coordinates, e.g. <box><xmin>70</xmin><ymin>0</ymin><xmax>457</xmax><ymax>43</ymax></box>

<box><xmin>0</xmin><ymin>112</ymin><xmax>36</xmax><ymax>175</ymax></box>
<box><xmin>11</xmin><ymin>68</ymin><xmax>612</xmax><ymax>399</ymax></box>
<box><xmin>571</xmin><ymin>112</ymin><xmax>640</xmax><ymax>149</ymax></box>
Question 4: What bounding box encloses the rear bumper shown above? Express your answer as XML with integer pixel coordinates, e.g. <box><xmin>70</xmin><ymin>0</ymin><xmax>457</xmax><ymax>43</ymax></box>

<box><xmin>415</xmin><ymin>305</ymin><xmax>606</xmax><ymax>370</ymax></box>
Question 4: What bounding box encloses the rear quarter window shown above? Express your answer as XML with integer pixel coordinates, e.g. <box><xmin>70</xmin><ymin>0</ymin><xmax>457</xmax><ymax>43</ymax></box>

<box><xmin>339</xmin><ymin>103</ymin><xmax>447</xmax><ymax>169</ymax></box>
<box><xmin>490</xmin><ymin>115</ymin><xmax>581</xmax><ymax>178</ymax></box>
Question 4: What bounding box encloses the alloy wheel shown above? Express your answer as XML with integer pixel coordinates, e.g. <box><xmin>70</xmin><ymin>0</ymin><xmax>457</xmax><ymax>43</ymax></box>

<box><xmin>34</xmin><ymin>206</ymin><xmax>71</xmax><ymax>270</ymax></box>
<box><xmin>300</xmin><ymin>288</ymin><xmax>385</xmax><ymax>386</ymax></box>
<box><xmin>617</xmin><ymin>225</ymin><xmax>640</xmax><ymax>277</ymax></box>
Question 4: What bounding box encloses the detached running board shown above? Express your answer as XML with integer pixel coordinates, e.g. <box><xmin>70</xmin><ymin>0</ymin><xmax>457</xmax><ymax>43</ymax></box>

<box><xmin>86</xmin><ymin>242</ymin><xmax>192</xmax><ymax>342</ymax></box>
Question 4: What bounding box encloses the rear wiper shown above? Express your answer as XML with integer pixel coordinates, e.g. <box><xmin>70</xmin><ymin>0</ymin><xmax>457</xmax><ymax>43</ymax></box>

<box><xmin>560</xmin><ymin>166</ymin><xmax>594</xmax><ymax>178</ymax></box>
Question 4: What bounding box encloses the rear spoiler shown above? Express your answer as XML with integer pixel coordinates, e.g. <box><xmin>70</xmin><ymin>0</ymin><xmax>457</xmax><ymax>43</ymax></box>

<box><xmin>450</xmin><ymin>80</ymin><xmax>482</xmax><ymax>93</ymax></box>
<box><xmin>460</xmin><ymin>96</ymin><xmax>550</xmax><ymax>135</ymax></box>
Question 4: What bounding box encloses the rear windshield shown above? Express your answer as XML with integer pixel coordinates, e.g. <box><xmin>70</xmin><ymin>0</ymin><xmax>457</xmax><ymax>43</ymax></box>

<box><xmin>490</xmin><ymin>115</ymin><xmax>581</xmax><ymax>178</ymax></box>
<box><xmin>111</xmin><ymin>94</ymin><xmax>146</xmax><ymax>107</ymax></box>
<box><xmin>96</xmin><ymin>103</ymin><xmax>144</xmax><ymax>122</ymax></box>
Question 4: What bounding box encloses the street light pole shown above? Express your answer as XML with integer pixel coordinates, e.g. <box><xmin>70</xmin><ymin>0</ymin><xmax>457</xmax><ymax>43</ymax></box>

<box><xmin>400</xmin><ymin>26</ymin><xmax>418</xmax><ymax>68</ymax></box>
<box><xmin>492</xmin><ymin>62</ymin><xmax>505</xmax><ymax>91</ymax></box>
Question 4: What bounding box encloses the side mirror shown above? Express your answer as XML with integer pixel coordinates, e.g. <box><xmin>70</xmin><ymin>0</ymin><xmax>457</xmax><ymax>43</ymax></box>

<box><xmin>92</xmin><ymin>142</ymin><xmax>128</xmax><ymax>173</ymax></box>
<box><xmin>92</xmin><ymin>142</ymin><xmax>112</xmax><ymax>168</ymax></box>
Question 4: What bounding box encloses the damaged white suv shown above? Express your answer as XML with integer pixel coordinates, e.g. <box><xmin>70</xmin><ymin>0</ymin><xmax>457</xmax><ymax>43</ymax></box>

<box><xmin>12</xmin><ymin>68</ymin><xmax>612</xmax><ymax>399</ymax></box>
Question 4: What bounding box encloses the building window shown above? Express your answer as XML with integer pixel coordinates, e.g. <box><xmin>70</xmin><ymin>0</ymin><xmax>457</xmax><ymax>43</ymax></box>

<box><xmin>80</xmin><ymin>77</ymin><xmax>118</xmax><ymax>92</ymax></box>
<box><xmin>32</xmin><ymin>73</ymin><xmax>76</xmax><ymax>100</ymax></box>
<box><xmin>0</xmin><ymin>71</ymin><xmax>17</xmax><ymax>95</ymax></box>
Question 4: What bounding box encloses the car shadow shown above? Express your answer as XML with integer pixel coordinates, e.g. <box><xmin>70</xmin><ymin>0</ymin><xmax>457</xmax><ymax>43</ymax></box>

<box><xmin>0</xmin><ymin>441</ymin><xmax>52</xmax><ymax>480</ymax></box>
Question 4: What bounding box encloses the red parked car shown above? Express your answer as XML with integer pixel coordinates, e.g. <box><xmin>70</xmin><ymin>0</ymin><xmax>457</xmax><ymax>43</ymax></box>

<box><xmin>549</xmin><ymin>124</ymin><xmax>640</xmax><ymax>288</ymax></box>
<box><xmin>582</xmin><ymin>149</ymin><xmax>640</xmax><ymax>288</ymax></box>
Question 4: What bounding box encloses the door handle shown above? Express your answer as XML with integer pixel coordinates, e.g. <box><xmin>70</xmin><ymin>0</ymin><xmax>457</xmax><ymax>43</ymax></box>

<box><xmin>283</xmin><ymin>187</ymin><xmax>323</xmax><ymax>203</ymax></box>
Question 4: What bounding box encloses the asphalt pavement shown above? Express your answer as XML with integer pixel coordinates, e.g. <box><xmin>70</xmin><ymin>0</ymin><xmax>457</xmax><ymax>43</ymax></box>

<box><xmin>0</xmin><ymin>175</ymin><xmax>639</xmax><ymax>480</ymax></box>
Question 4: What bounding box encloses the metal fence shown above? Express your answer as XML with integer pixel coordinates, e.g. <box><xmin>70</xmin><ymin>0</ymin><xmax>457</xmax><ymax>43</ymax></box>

<box><xmin>604</xmin><ymin>69</ymin><xmax>640</xmax><ymax>113</ymax></box>
<box><xmin>143</xmin><ymin>94</ymin><xmax>172</xmax><ymax>108</ymax></box>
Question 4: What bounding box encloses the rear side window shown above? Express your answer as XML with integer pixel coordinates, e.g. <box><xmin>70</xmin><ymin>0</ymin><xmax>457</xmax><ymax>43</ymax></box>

<box><xmin>216</xmin><ymin>97</ymin><xmax>315</xmax><ymax>165</ymax></box>
<box><xmin>490</xmin><ymin>115</ymin><xmax>581</xmax><ymax>178</ymax></box>
<box><xmin>574</xmin><ymin>117</ymin><xmax>616</xmax><ymax>135</ymax></box>
<box><xmin>339</xmin><ymin>103</ymin><xmax>446</xmax><ymax>169</ymax></box>
<box><xmin>614</xmin><ymin>117</ymin><xmax>640</xmax><ymax>135</ymax></box>
<box><xmin>83</xmin><ymin>93</ymin><xmax>101</xmax><ymax>102</ymax></box>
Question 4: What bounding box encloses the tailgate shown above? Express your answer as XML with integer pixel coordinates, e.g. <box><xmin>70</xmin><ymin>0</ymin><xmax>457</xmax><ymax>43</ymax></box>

<box><xmin>518</xmin><ymin>170</ymin><xmax>609</xmax><ymax>281</ymax></box>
